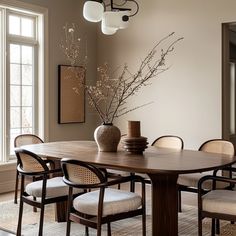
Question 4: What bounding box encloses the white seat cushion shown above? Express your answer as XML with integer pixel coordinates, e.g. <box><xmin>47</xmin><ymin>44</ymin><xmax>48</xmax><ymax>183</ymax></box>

<box><xmin>202</xmin><ymin>190</ymin><xmax>236</xmax><ymax>215</ymax></box>
<box><xmin>73</xmin><ymin>188</ymin><xmax>142</xmax><ymax>216</ymax></box>
<box><xmin>25</xmin><ymin>177</ymin><xmax>82</xmax><ymax>198</ymax></box>
<box><xmin>178</xmin><ymin>171</ymin><xmax>229</xmax><ymax>189</ymax></box>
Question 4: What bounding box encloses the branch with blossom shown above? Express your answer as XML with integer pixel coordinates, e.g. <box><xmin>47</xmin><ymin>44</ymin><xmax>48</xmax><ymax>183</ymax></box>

<box><xmin>60</xmin><ymin>23</ymin><xmax>87</xmax><ymax>67</ymax></box>
<box><xmin>60</xmin><ymin>25</ymin><xmax>183</xmax><ymax>124</ymax></box>
<box><xmin>87</xmin><ymin>33</ymin><xmax>183</xmax><ymax>123</ymax></box>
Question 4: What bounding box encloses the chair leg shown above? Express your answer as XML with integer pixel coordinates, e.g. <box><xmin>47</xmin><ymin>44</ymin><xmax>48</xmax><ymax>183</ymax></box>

<box><xmin>211</xmin><ymin>218</ymin><xmax>215</xmax><ymax>236</ymax></box>
<box><xmin>32</xmin><ymin>176</ymin><xmax>37</xmax><ymax>212</ymax></box>
<box><xmin>198</xmin><ymin>219</ymin><xmax>202</xmax><ymax>236</ymax></box>
<box><xmin>14</xmin><ymin>170</ymin><xmax>19</xmax><ymax>204</ymax></box>
<box><xmin>38</xmin><ymin>205</ymin><xmax>45</xmax><ymax>236</ymax></box>
<box><xmin>216</xmin><ymin>219</ymin><xmax>220</xmax><ymax>235</ymax></box>
<box><xmin>33</xmin><ymin>196</ymin><xmax>37</xmax><ymax>212</ymax></box>
<box><xmin>178</xmin><ymin>190</ymin><xmax>182</xmax><ymax>212</ymax></box>
<box><xmin>16</xmin><ymin>199</ymin><xmax>24</xmax><ymax>236</ymax></box>
<box><xmin>130</xmin><ymin>173</ymin><xmax>135</xmax><ymax>192</ymax></box>
<box><xmin>66</xmin><ymin>218</ymin><xmax>71</xmax><ymax>236</ymax></box>
<box><xmin>142</xmin><ymin>210</ymin><xmax>146</xmax><ymax>236</ymax></box>
<box><xmin>97</xmin><ymin>223</ymin><xmax>102</xmax><ymax>236</ymax></box>
<box><xmin>17</xmin><ymin>174</ymin><xmax>25</xmax><ymax>236</ymax></box>
<box><xmin>107</xmin><ymin>223</ymin><xmax>111</xmax><ymax>236</ymax></box>
<box><xmin>198</xmin><ymin>210</ymin><xmax>202</xmax><ymax>236</ymax></box>
<box><xmin>85</xmin><ymin>226</ymin><xmax>89</xmax><ymax>236</ymax></box>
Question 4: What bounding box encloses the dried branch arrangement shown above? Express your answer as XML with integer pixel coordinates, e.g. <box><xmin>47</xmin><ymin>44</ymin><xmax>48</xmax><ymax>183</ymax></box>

<box><xmin>61</xmin><ymin>25</ymin><xmax>183</xmax><ymax>124</ymax></box>
<box><xmin>60</xmin><ymin>23</ymin><xmax>87</xmax><ymax>66</ymax></box>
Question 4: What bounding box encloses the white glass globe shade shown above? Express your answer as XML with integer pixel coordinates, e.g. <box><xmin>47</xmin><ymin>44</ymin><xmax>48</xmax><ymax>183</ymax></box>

<box><xmin>83</xmin><ymin>1</ymin><xmax>104</xmax><ymax>22</ymax></box>
<box><xmin>103</xmin><ymin>11</ymin><xmax>130</xmax><ymax>29</ymax></box>
<box><xmin>101</xmin><ymin>19</ymin><xmax>117</xmax><ymax>35</ymax></box>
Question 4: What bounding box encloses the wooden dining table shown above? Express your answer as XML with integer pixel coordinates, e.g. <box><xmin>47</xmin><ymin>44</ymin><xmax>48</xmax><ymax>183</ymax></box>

<box><xmin>21</xmin><ymin>140</ymin><xmax>236</xmax><ymax>236</ymax></box>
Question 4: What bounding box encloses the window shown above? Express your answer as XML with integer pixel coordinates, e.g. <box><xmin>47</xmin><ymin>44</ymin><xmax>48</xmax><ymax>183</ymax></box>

<box><xmin>0</xmin><ymin>3</ymin><xmax>47</xmax><ymax>162</ymax></box>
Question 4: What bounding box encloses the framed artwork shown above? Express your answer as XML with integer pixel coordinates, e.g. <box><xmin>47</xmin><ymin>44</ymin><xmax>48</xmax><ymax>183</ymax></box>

<box><xmin>58</xmin><ymin>65</ymin><xmax>86</xmax><ymax>124</ymax></box>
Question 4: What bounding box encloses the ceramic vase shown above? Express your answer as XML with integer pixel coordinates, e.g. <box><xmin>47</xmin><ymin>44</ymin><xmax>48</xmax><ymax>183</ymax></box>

<box><xmin>94</xmin><ymin>123</ymin><xmax>121</xmax><ymax>152</ymax></box>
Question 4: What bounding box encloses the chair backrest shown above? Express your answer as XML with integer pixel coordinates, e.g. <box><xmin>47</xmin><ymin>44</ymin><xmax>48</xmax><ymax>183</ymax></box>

<box><xmin>61</xmin><ymin>159</ymin><xmax>106</xmax><ymax>188</ymax></box>
<box><xmin>198</xmin><ymin>139</ymin><xmax>235</xmax><ymax>156</ymax></box>
<box><xmin>14</xmin><ymin>134</ymin><xmax>44</xmax><ymax>148</ymax></box>
<box><xmin>151</xmin><ymin>135</ymin><xmax>184</xmax><ymax>150</ymax></box>
<box><xmin>199</xmin><ymin>139</ymin><xmax>235</xmax><ymax>178</ymax></box>
<box><xmin>15</xmin><ymin>149</ymin><xmax>49</xmax><ymax>173</ymax></box>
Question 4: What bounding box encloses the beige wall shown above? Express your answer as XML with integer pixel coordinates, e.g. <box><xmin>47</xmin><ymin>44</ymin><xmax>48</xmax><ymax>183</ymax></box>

<box><xmin>12</xmin><ymin>0</ymin><xmax>100</xmax><ymax>142</ymax></box>
<box><xmin>97</xmin><ymin>0</ymin><xmax>236</xmax><ymax>149</ymax></box>
<box><xmin>9</xmin><ymin>0</ymin><xmax>236</xmax><ymax>148</ymax></box>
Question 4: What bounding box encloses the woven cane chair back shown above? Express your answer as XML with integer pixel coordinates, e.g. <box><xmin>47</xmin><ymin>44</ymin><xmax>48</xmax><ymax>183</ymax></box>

<box><xmin>199</xmin><ymin>139</ymin><xmax>234</xmax><ymax>156</ymax></box>
<box><xmin>152</xmin><ymin>135</ymin><xmax>184</xmax><ymax>150</ymax></box>
<box><xmin>61</xmin><ymin>159</ymin><xmax>107</xmax><ymax>188</ymax></box>
<box><xmin>14</xmin><ymin>134</ymin><xmax>43</xmax><ymax>148</ymax></box>
<box><xmin>199</xmin><ymin>139</ymin><xmax>235</xmax><ymax>178</ymax></box>
<box><xmin>16</xmin><ymin>149</ymin><xmax>48</xmax><ymax>173</ymax></box>
<box><xmin>66</xmin><ymin>163</ymin><xmax>101</xmax><ymax>185</ymax></box>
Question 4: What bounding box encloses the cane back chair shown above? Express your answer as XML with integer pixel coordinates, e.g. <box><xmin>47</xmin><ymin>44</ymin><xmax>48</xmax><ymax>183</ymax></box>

<box><xmin>198</xmin><ymin>175</ymin><xmax>236</xmax><ymax>236</ymax></box>
<box><xmin>14</xmin><ymin>134</ymin><xmax>54</xmax><ymax>204</ymax></box>
<box><xmin>130</xmin><ymin>135</ymin><xmax>184</xmax><ymax>193</ymax></box>
<box><xmin>15</xmin><ymin>149</ymin><xmax>83</xmax><ymax>236</ymax></box>
<box><xmin>178</xmin><ymin>139</ymin><xmax>235</xmax><ymax>212</ymax></box>
<box><xmin>152</xmin><ymin>135</ymin><xmax>184</xmax><ymax>149</ymax></box>
<box><xmin>61</xmin><ymin>158</ymin><xmax>146</xmax><ymax>236</ymax></box>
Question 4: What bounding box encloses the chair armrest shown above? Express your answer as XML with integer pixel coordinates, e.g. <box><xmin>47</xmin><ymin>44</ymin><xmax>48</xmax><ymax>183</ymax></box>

<box><xmin>17</xmin><ymin>165</ymin><xmax>62</xmax><ymax>177</ymax></box>
<box><xmin>198</xmin><ymin>175</ymin><xmax>236</xmax><ymax>192</ymax></box>
<box><xmin>63</xmin><ymin>174</ymin><xmax>145</xmax><ymax>189</ymax></box>
<box><xmin>99</xmin><ymin>175</ymin><xmax>145</xmax><ymax>188</ymax></box>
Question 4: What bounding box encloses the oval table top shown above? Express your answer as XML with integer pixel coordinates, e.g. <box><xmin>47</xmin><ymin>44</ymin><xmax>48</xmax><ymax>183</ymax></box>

<box><xmin>20</xmin><ymin>140</ymin><xmax>236</xmax><ymax>175</ymax></box>
<box><xmin>19</xmin><ymin>140</ymin><xmax>236</xmax><ymax>236</ymax></box>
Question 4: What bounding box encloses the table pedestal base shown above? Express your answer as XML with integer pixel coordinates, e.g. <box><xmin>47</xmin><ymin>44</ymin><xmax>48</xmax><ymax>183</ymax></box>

<box><xmin>148</xmin><ymin>173</ymin><xmax>178</xmax><ymax>236</ymax></box>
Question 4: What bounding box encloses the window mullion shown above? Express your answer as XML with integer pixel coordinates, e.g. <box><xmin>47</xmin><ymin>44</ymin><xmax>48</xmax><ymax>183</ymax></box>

<box><xmin>0</xmin><ymin>8</ymin><xmax>7</xmax><ymax>162</ymax></box>
<box><xmin>20</xmin><ymin>44</ymin><xmax>22</xmax><ymax>135</ymax></box>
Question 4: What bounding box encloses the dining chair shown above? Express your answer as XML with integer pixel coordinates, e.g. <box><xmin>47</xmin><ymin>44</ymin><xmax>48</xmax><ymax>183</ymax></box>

<box><xmin>14</xmin><ymin>134</ymin><xmax>54</xmax><ymax>205</ymax></box>
<box><xmin>198</xmin><ymin>175</ymin><xmax>236</xmax><ymax>236</ymax></box>
<box><xmin>151</xmin><ymin>135</ymin><xmax>184</xmax><ymax>149</ymax></box>
<box><xmin>15</xmin><ymin>149</ymin><xmax>83</xmax><ymax>236</ymax></box>
<box><xmin>61</xmin><ymin>158</ymin><xmax>146</xmax><ymax>236</ymax></box>
<box><xmin>178</xmin><ymin>139</ymin><xmax>235</xmax><ymax>212</ymax></box>
<box><xmin>130</xmin><ymin>135</ymin><xmax>184</xmax><ymax>193</ymax></box>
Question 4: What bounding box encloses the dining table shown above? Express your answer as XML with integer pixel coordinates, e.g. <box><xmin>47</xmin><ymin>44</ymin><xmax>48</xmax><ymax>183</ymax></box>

<box><xmin>20</xmin><ymin>140</ymin><xmax>236</xmax><ymax>236</ymax></box>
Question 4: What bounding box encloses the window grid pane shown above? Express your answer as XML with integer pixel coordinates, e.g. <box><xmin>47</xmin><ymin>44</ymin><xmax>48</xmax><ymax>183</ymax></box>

<box><xmin>21</xmin><ymin>17</ymin><xmax>34</xmax><ymax>37</ymax></box>
<box><xmin>9</xmin><ymin>15</ymin><xmax>20</xmax><ymax>35</ymax></box>
<box><xmin>9</xmin><ymin>43</ymin><xmax>34</xmax><ymax>155</ymax></box>
<box><xmin>9</xmin><ymin>14</ymin><xmax>35</xmax><ymax>39</ymax></box>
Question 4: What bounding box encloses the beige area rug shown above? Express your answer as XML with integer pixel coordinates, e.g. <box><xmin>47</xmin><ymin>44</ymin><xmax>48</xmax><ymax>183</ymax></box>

<box><xmin>0</xmin><ymin>200</ymin><xmax>236</xmax><ymax>236</ymax></box>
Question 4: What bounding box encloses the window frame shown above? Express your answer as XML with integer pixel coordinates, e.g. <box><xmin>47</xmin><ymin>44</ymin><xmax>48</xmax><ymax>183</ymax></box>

<box><xmin>0</xmin><ymin>1</ymin><xmax>49</xmax><ymax>163</ymax></box>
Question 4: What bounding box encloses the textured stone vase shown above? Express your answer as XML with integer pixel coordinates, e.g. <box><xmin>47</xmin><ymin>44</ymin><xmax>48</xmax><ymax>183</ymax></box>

<box><xmin>94</xmin><ymin>123</ymin><xmax>121</xmax><ymax>152</ymax></box>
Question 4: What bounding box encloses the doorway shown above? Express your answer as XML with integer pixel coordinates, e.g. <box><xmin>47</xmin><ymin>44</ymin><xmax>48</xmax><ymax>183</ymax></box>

<box><xmin>222</xmin><ymin>23</ymin><xmax>236</xmax><ymax>149</ymax></box>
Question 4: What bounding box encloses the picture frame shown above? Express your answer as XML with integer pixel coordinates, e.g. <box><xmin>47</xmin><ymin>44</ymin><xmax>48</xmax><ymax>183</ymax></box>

<box><xmin>58</xmin><ymin>65</ymin><xmax>86</xmax><ymax>124</ymax></box>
